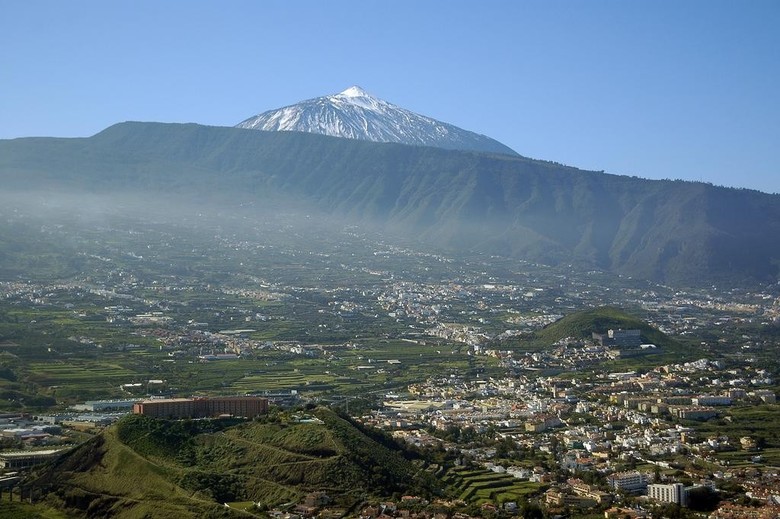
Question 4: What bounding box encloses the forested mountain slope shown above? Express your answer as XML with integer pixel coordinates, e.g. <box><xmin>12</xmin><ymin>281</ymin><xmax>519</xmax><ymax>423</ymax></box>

<box><xmin>2</xmin><ymin>121</ymin><xmax>779</xmax><ymax>286</ymax></box>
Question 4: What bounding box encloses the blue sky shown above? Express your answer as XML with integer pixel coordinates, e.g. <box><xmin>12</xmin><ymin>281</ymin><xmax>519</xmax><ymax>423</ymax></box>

<box><xmin>2</xmin><ymin>1</ymin><xmax>779</xmax><ymax>193</ymax></box>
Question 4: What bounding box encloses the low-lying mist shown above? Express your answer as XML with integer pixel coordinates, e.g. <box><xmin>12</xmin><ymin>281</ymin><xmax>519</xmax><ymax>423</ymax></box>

<box><xmin>0</xmin><ymin>188</ymin><xmax>437</xmax><ymax>286</ymax></box>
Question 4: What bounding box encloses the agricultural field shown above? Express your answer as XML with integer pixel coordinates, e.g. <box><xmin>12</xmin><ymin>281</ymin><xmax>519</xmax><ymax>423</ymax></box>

<box><xmin>690</xmin><ymin>405</ymin><xmax>780</xmax><ymax>450</ymax></box>
<box><xmin>443</xmin><ymin>467</ymin><xmax>544</xmax><ymax>505</ymax></box>
<box><xmin>714</xmin><ymin>448</ymin><xmax>780</xmax><ymax>468</ymax></box>
<box><xmin>0</xmin><ymin>290</ymin><xmax>486</xmax><ymax>408</ymax></box>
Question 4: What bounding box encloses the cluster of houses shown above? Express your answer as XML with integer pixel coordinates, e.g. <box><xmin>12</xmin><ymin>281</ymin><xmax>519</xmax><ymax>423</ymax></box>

<box><xmin>358</xmin><ymin>340</ymin><xmax>780</xmax><ymax>516</ymax></box>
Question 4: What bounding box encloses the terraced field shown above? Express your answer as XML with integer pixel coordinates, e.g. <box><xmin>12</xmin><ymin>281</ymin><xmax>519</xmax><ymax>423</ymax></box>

<box><xmin>27</xmin><ymin>361</ymin><xmax>137</xmax><ymax>382</ymax></box>
<box><xmin>443</xmin><ymin>467</ymin><xmax>544</xmax><ymax>505</ymax></box>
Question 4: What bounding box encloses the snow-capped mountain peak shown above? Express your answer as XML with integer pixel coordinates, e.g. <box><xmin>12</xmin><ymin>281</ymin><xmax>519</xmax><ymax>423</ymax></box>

<box><xmin>235</xmin><ymin>87</ymin><xmax>518</xmax><ymax>156</ymax></box>
<box><xmin>337</xmin><ymin>85</ymin><xmax>371</xmax><ymax>98</ymax></box>
<box><xmin>329</xmin><ymin>85</ymin><xmax>387</xmax><ymax>111</ymax></box>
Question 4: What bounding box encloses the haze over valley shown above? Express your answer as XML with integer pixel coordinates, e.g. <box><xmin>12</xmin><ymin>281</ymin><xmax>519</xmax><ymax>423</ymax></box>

<box><xmin>4</xmin><ymin>112</ymin><xmax>780</xmax><ymax>288</ymax></box>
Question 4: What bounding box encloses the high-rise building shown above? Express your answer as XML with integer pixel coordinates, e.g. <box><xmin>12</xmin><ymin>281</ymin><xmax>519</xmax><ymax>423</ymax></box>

<box><xmin>648</xmin><ymin>483</ymin><xmax>687</xmax><ymax>506</ymax></box>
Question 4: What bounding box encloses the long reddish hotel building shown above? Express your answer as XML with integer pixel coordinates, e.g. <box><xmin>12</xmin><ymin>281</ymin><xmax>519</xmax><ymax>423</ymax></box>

<box><xmin>133</xmin><ymin>396</ymin><xmax>268</xmax><ymax>419</ymax></box>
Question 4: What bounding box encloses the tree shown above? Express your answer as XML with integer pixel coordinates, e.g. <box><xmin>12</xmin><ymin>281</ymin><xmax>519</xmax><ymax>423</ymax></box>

<box><xmin>686</xmin><ymin>486</ymin><xmax>719</xmax><ymax>512</ymax></box>
<box><xmin>519</xmin><ymin>501</ymin><xmax>543</xmax><ymax>519</ymax></box>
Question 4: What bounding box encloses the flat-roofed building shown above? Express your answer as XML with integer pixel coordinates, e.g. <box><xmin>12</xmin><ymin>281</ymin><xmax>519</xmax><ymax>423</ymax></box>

<box><xmin>133</xmin><ymin>396</ymin><xmax>268</xmax><ymax>419</ymax></box>
<box><xmin>203</xmin><ymin>396</ymin><xmax>268</xmax><ymax>418</ymax></box>
<box><xmin>568</xmin><ymin>478</ymin><xmax>612</xmax><ymax>504</ymax></box>
<box><xmin>133</xmin><ymin>398</ymin><xmax>195</xmax><ymax>419</ymax></box>
<box><xmin>607</xmin><ymin>471</ymin><xmax>648</xmax><ymax>493</ymax></box>
<box><xmin>72</xmin><ymin>399</ymin><xmax>137</xmax><ymax>412</ymax></box>
<box><xmin>674</xmin><ymin>406</ymin><xmax>718</xmax><ymax>421</ymax></box>
<box><xmin>0</xmin><ymin>448</ymin><xmax>66</xmax><ymax>470</ymax></box>
<box><xmin>692</xmin><ymin>395</ymin><xmax>731</xmax><ymax>406</ymax></box>
<box><xmin>593</xmin><ymin>329</ymin><xmax>642</xmax><ymax>348</ymax></box>
<box><xmin>648</xmin><ymin>483</ymin><xmax>687</xmax><ymax>506</ymax></box>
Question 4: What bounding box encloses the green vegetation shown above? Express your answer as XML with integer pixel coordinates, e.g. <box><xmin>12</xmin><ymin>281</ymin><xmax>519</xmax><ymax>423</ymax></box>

<box><xmin>0</xmin><ymin>502</ymin><xmax>70</xmax><ymax>519</ymax></box>
<box><xmin>535</xmin><ymin>306</ymin><xmax>671</xmax><ymax>347</ymax></box>
<box><xmin>692</xmin><ymin>404</ymin><xmax>780</xmax><ymax>450</ymax></box>
<box><xmin>30</xmin><ymin>408</ymin><xmax>436</xmax><ymax>518</ymax></box>
<box><xmin>443</xmin><ymin>467</ymin><xmax>543</xmax><ymax>505</ymax></box>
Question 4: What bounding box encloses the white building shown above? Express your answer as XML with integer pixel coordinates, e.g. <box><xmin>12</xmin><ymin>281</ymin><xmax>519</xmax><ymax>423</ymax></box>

<box><xmin>648</xmin><ymin>483</ymin><xmax>687</xmax><ymax>506</ymax></box>
<box><xmin>0</xmin><ymin>449</ymin><xmax>66</xmax><ymax>470</ymax></box>
<box><xmin>607</xmin><ymin>471</ymin><xmax>649</xmax><ymax>493</ymax></box>
<box><xmin>692</xmin><ymin>395</ymin><xmax>731</xmax><ymax>406</ymax></box>
<box><xmin>71</xmin><ymin>399</ymin><xmax>137</xmax><ymax>412</ymax></box>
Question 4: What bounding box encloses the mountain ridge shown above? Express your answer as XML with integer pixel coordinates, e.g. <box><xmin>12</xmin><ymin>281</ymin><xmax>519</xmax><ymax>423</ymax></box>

<box><xmin>1</xmin><ymin>121</ymin><xmax>779</xmax><ymax>287</ymax></box>
<box><xmin>236</xmin><ymin>86</ymin><xmax>519</xmax><ymax>156</ymax></box>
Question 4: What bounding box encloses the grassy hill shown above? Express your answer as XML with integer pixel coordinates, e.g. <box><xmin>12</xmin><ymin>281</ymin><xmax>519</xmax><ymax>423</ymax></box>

<box><xmin>535</xmin><ymin>306</ymin><xmax>677</xmax><ymax>350</ymax></box>
<box><xmin>29</xmin><ymin>408</ymin><xmax>434</xmax><ymax>518</ymax></box>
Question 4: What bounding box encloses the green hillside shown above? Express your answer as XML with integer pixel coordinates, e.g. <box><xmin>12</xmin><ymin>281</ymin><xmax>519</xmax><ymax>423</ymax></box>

<box><xmin>535</xmin><ymin>306</ymin><xmax>676</xmax><ymax>349</ymax></box>
<box><xmin>29</xmin><ymin>408</ymin><xmax>434</xmax><ymax>518</ymax></box>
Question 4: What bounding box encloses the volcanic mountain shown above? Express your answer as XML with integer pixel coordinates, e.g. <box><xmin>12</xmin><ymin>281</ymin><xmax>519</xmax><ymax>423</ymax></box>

<box><xmin>236</xmin><ymin>86</ymin><xmax>519</xmax><ymax>156</ymax></box>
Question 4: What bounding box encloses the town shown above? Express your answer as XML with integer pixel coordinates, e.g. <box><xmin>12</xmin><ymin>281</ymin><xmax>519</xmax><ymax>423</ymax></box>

<box><xmin>0</xmin><ymin>205</ymin><xmax>778</xmax><ymax>518</ymax></box>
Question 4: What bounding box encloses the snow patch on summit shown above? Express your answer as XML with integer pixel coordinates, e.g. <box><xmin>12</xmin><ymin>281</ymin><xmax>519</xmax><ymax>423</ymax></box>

<box><xmin>338</xmin><ymin>85</ymin><xmax>370</xmax><ymax>98</ymax></box>
<box><xmin>235</xmin><ymin>87</ymin><xmax>518</xmax><ymax>156</ymax></box>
